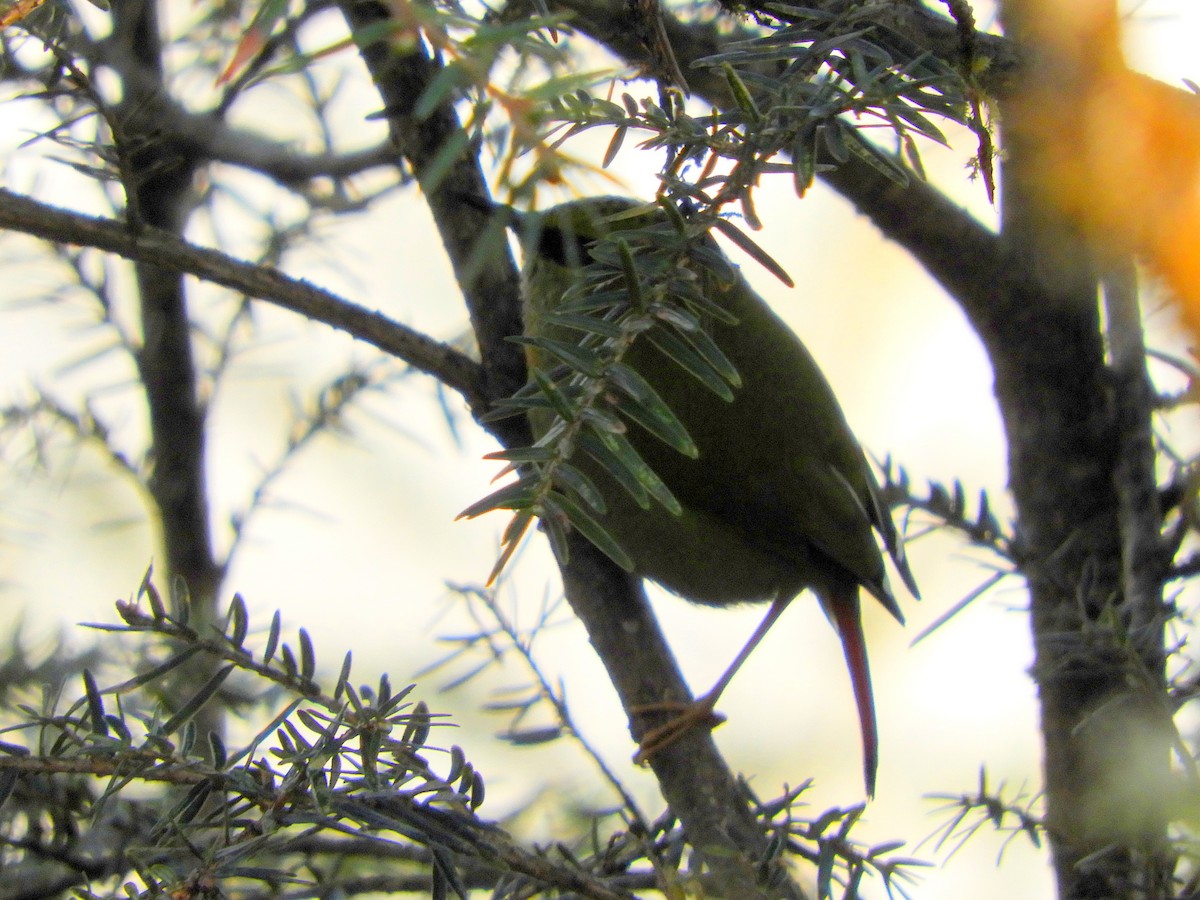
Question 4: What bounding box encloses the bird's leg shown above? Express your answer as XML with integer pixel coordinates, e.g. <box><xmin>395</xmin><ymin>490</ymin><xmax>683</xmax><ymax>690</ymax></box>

<box><xmin>633</xmin><ymin>595</ymin><xmax>792</xmax><ymax>764</ymax></box>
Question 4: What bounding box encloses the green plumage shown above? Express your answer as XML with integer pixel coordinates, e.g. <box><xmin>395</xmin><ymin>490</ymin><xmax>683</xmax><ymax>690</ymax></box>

<box><xmin>517</xmin><ymin>197</ymin><xmax>917</xmax><ymax>793</ymax></box>
<box><xmin>521</xmin><ymin>197</ymin><xmax>913</xmax><ymax>610</ymax></box>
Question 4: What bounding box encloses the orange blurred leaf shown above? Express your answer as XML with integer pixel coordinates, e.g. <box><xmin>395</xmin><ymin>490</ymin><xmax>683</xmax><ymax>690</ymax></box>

<box><xmin>216</xmin><ymin>0</ymin><xmax>290</xmax><ymax>86</ymax></box>
<box><xmin>1008</xmin><ymin>0</ymin><xmax>1200</xmax><ymax>330</ymax></box>
<box><xmin>0</xmin><ymin>0</ymin><xmax>48</xmax><ymax>28</ymax></box>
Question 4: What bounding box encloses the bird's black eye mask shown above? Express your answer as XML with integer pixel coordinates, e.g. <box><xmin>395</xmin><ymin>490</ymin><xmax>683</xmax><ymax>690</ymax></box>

<box><xmin>533</xmin><ymin>223</ymin><xmax>599</xmax><ymax>269</ymax></box>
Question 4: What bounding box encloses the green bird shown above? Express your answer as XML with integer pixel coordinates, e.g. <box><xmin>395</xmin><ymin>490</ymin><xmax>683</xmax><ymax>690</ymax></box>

<box><xmin>516</xmin><ymin>196</ymin><xmax>918</xmax><ymax>796</ymax></box>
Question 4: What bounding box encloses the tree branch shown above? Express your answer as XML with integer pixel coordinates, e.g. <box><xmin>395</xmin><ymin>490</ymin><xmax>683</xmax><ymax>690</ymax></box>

<box><xmin>86</xmin><ymin>31</ymin><xmax>400</xmax><ymax>189</ymax></box>
<box><xmin>338</xmin><ymin>0</ymin><xmax>527</xmax><ymax>416</ymax></box>
<box><xmin>0</xmin><ymin>188</ymin><xmax>488</xmax><ymax>412</ymax></box>
<box><xmin>557</xmin><ymin>0</ymin><xmax>1011</xmax><ymax>323</ymax></box>
<box><xmin>335</xmin><ymin>4</ymin><xmax>808</xmax><ymax>895</ymax></box>
<box><xmin>103</xmin><ymin>0</ymin><xmax>227</xmax><ymax>751</ymax></box>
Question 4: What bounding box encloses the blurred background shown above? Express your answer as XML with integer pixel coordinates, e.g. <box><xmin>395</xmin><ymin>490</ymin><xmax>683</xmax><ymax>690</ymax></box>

<box><xmin>0</xmin><ymin>1</ymin><xmax>1197</xmax><ymax>896</ymax></box>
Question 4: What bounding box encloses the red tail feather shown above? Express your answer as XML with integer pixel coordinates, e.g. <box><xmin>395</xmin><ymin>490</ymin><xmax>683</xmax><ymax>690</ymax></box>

<box><xmin>823</xmin><ymin>589</ymin><xmax>878</xmax><ymax>797</ymax></box>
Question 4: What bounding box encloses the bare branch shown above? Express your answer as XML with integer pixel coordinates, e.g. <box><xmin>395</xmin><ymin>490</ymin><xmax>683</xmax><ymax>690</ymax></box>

<box><xmin>0</xmin><ymin>188</ymin><xmax>488</xmax><ymax>413</ymax></box>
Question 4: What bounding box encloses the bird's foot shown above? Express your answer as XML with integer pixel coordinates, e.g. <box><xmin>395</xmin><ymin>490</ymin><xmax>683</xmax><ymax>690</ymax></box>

<box><xmin>632</xmin><ymin>697</ymin><xmax>727</xmax><ymax>765</ymax></box>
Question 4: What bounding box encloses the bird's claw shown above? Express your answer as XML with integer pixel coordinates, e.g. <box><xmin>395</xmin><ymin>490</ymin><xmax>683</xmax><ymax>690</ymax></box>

<box><xmin>632</xmin><ymin>699</ymin><xmax>727</xmax><ymax>765</ymax></box>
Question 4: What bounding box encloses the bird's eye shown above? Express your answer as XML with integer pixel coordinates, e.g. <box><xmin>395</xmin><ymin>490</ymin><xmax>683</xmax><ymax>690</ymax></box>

<box><xmin>537</xmin><ymin>224</ymin><xmax>597</xmax><ymax>268</ymax></box>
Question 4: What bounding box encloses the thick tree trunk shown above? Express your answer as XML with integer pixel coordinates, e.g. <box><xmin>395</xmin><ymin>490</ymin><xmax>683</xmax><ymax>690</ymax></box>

<box><xmin>993</xmin><ymin>19</ymin><xmax>1175</xmax><ymax>887</ymax></box>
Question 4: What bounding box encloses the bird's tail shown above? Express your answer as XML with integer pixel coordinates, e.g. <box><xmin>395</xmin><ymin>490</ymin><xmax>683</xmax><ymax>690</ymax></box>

<box><xmin>822</xmin><ymin>588</ymin><xmax>878</xmax><ymax>797</ymax></box>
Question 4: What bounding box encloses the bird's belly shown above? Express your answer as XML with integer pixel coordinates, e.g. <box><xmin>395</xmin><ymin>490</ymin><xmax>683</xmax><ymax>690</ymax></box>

<box><xmin>596</xmin><ymin>487</ymin><xmax>807</xmax><ymax>607</ymax></box>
